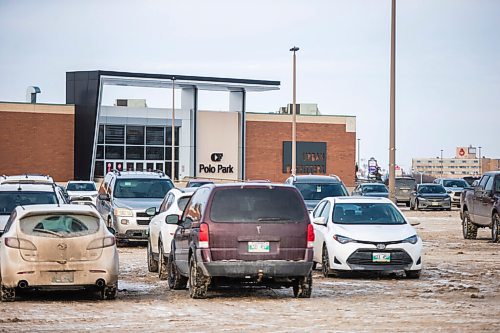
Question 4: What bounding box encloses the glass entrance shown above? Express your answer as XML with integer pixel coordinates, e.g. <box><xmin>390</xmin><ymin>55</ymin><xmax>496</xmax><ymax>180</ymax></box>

<box><xmin>104</xmin><ymin>160</ymin><xmax>164</xmax><ymax>174</ymax></box>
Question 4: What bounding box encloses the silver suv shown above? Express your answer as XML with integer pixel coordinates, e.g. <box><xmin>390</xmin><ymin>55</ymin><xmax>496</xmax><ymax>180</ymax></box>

<box><xmin>96</xmin><ymin>170</ymin><xmax>174</xmax><ymax>243</ymax></box>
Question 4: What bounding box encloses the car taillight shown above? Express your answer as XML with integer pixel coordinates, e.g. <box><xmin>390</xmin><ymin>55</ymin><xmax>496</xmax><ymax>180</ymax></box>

<box><xmin>4</xmin><ymin>237</ymin><xmax>37</xmax><ymax>250</ymax></box>
<box><xmin>87</xmin><ymin>236</ymin><xmax>116</xmax><ymax>250</ymax></box>
<box><xmin>199</xmin><ymin>223</ymin><xmax>209</xmax><ymax>248</ymax></box>
<box><xmin>307</xmin><ymin>224</ymin><xmax>315</xmax><ymax>248</ymax></box>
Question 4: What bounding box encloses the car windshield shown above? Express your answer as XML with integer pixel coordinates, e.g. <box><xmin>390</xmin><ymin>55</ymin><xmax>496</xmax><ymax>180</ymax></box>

<box><xmin>396</xmin><ymin>179</ymin><xmax>416</xmax><ymax>188</ymax></box>
<box><xmin>418</xmin><ymin>185</ymin><xmax>446</xmax><ymax>194</ymax></box>
<box><xmin>20</xmin><ymin>214</ymin><xmax>100</xmax><ymax>238</ymax></box>
<box><xmin>442</xmin><ymin>180</ymin><xmax>468</xmax><ymax>188</ymax></box>
<box><xmin>295</xmin><ymin>183</ymin><xmax>348</xmax><ymax>200</ymax></box>
<box><xmin>362</xmin><ymin>185</ymin><xmax>388</xmax><ymax>193</ymax></box>
<box><xmin>66</xmin><ymin>182</ymin><xmax>96</xmax><ymax>191</ymax></box>
<box><xmin>187</xmin><ymin>181</ymin><xmax>213</xmax><ymax>188</ymax></box>
<box><xmin>0</xmin><ymin>192</ymin><xmax>58</xmax><ymax>215</ymax></box>
<box><xmin>210</xmin><ymin>187</ymin><xmax>306</xmax><ymax>222</ymax></box>
<box><xmin>114</xmin><ymin>179</ymin><xmax>174</xmax><ymax>199</ymax></box>
<box><xmin>332</xmin><ymin>203</ymin><xmax>406</xmax><ymax>225</ymax></box>
<box><xmin>178</xmin><ymin>197</ymin><xmax>191</xmax><ymax>211</ymax></box>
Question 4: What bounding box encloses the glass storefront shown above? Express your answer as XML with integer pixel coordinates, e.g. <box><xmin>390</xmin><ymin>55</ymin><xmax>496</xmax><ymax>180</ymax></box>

<box><xmin>93</xmin><ymin>124</ymin><xmax>180</xmax><ymax>179</ymax></box>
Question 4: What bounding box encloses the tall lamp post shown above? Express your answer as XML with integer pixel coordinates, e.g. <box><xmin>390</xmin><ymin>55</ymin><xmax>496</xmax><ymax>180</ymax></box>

<box><xmin>357</xmin><ymin>138</ymin><xmax>361</xmax><ymax>176</ymax></box>
<box><xmin>290</xmin><ymin>46</ymin><xmax>299</xmax><ymax>175</ymax></box>
<box><xmin>478</xmin><ymin>146</ymin><xmax>482</xmax><ymax>175</ymax></box>
<box><xmin>171</xmin><ymin>77</ymin><xmax>176</xmax><ymax>181</ymax></box>
<box><xmin>440</xmin><ymin>149</ymin><xmax>444</xmax><ymax>176</ymax></box>
<box><xmin>388</xmin><ymin>0</ymin><xmax>397</xmax><ymax>202</ymax></box>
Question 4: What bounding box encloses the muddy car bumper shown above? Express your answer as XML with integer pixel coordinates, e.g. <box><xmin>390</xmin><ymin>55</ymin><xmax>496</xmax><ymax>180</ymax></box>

<box><xmin>199</xmin><ymin>260</ymin><xmax>313</xmax><ymax>278</ymax></box>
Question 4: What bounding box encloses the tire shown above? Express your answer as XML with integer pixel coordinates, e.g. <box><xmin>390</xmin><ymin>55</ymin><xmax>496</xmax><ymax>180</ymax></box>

<box><xmin>410</xmin><ymin>200</ymin><xmax>415</xmax><ymax>210</ymax></box>
<box><xmin>147</xmin><ymin>240</ymin><xmax>159</xmax><ymax>273</ymax></box>
<box><xmin>415</xmin><ymin>199</ymin><xmax>420</xmax><ymax>211</ymax></box>
<box><xmin>405</xmin><ymin>201</ymin><xmax>410</xmax><ymax>207</ymax></box>
<box><xmin>189</xmin><ymin>258</ymin><xmax>209</xmax><ymax>299</ymax></box>
<box><xmin>100</xmin><ymin>282</ymin><xmax>117</xmax><ymax>300</ymax></box>
<box><xmin>107</xmin><ymin>217</ymin><xmax>112</xmax><ymax>228</ymax></box>
<box><xmin>405</xmin><ymin>270</ymin><xmax>421</xmax><ymax>279</ymax></box>
<box><xmin>462</xmin><ymin>211</ymin><xmax>478</xmax><ymax>240</ymax></box>
<box><xmin>158</xmin><ymin>241</ymin><xmax>168</xmax><ymax>280</ymax></box>
<box><xmin>492</xmin><ymin>212</ymin><xmax>500</xmax><ymax>243</ymax></box>
<box><xmin>293</xmin><ymin>271</ymin><xmax>312</xmax><ymax>298</ymax></box>
<box><xmin>167</xmin><ymin>252</ymin><xmax>187</xmax><ymax>290</ymax></box>
<box><xmin>0</xmin><ymin>280</ymin><xmax>15</xmax><ymax>302</ymax></box>
<box><xmin>321</xmin><ymin>244</ymin><xmax>330</xmax><ymax>278</ymax></box>
<box><xmin>312</xmin><ymin>262</ymin><xmax>317</xmax><ymax>270</ymax></box>
<box><xmin>446</xmin><ymin>208</ymin><xmax>452</xmax><ymax>211</ymax></box>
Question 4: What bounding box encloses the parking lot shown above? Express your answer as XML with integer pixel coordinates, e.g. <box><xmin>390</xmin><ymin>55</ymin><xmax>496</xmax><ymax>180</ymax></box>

<box><xmin>0</xmin><ymin>208</ymin><xmax>498</xmax><ymax>332</ymax></box>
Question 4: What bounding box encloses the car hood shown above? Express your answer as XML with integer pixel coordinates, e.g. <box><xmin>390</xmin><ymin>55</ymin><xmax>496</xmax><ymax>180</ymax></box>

<box><xmin>362</xmin><ymin>192</ymin><xmax>389</xmax><ymax>198</ymax></box>
<box><xmin>444</xmin><ymin>187</ymin><xmax>464</xmax><ymax>192</ymax></box>
<box><xmin>67</xmin><ymin>190</ymin><xmax>98</xmax><ymax>197</ymax></box>
<box><xmin>418</xmin><ymin>193</ymin><xmax>449</xmax><ymax>199</ymax></box>
<box><xmin>0</xmin><ymin>215</ymin><xmax>9</xmax><ymax>232</ymax></box>
<box><xmin>304</xmin><ymin>200</ymin><xmax>320</xmax><ymax>211</ymax></box>
<box><xmin>333</xmin><ymin>223</ymin><xmax>416</xmax><ymax>243</ymax></box>
<box><xmin>113</xmin><ymin>198</ymin><xmax>163</xmax><ymax>210</ymax></box>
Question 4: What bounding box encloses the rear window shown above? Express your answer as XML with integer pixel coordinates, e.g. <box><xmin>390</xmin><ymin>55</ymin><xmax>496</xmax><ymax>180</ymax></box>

<box><xmin>20</xmin><ymin>214</ymin><xmax>100</xmax><ymax>238</ymax></box>
<box><xmin>0</xmin><ymin>192</ymin><xmax>57</xmax><ymax>215</ymax></box>
<box><xmin>442</xmin><ymin>179</ymin><xmax>468</xmax><ymax>188</ymax></box>
<box><xmin>210</xmin><ymin>187</ymin><xmax>306</xmax><ymax>222</ymax></box>
<box><xmin>333</xmin><ymin>203</ymin><xmax>406</xmax><ymax>225</ymax></box>
<box><xmin>396</xmin><ymin>179</ymin><xmax>415</xmax><ymax>187</ymax></box>
<box><xmin>295</xmin><ymin>183</ymin><xmax>348</xmax><ymax>200</ymax></box>
<box><xmin>66</xmin><ymin>182</ymin><xmax>96</xmax><ymax>191</ymax></box>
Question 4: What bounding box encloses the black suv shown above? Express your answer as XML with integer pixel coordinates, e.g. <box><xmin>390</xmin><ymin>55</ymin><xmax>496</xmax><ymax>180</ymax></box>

<box><xmin>167</xmin><ymin>183</ymin><xmax>314</xmax><ymax>299</ymax></box>
<box><xmin>285</xmin><ymin>175</ymin><xmax>349</xmax><ymax>211</ymax></box>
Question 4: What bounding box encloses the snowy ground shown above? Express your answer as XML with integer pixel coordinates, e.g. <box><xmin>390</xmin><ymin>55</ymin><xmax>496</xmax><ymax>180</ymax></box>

<box><xmin>1</xmin><ymin>208</ymin><xmax>499</xmax><ymax>332</ymax></box>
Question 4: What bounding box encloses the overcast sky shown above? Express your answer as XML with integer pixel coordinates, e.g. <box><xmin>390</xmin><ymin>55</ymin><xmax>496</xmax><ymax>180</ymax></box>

<box><xmin>1</xmin><ymin>0</ymin><xmax>498</xmax><ymax>173</ymax></box>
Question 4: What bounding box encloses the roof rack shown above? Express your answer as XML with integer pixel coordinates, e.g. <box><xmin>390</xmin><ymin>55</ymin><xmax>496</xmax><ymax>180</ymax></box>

<box><xmin>246</xmin><ymin>179</ymin><xmax>271</xmax><ymax>183</ymax></box>
<box><xmin>153</xmin><ymin>170</ymin><xmax>166</xmax><ymax>177</ymax></box>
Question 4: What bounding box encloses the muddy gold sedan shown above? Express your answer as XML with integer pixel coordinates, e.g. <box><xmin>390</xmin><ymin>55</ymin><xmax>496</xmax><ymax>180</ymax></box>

<box><xmin>0</xmin><ymin>204</ymin><xmax>119</xmax><ymax>301</ymax></box>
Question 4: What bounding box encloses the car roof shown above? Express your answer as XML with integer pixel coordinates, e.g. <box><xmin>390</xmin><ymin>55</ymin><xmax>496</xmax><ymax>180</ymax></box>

<box><xmin>360</xmin><ymin>182</ymin><xmax>386</xmax><ymax>186</ymax></box>
<box><xmin>0</xmin><ymin>174</ymin><xmax>54</xmax><ymax>185</ymax></box>
<box><xmin>14</xmin><ymin>204</ymin><xmax>100</xmax><ymax>219</ymax></box>
<box><xmin>67</xmin><ymin>180</ymin><xmax>95</xmax><ymax>184</ymax></box>
<box><xmin>291</xmin><ymin>175</ymin><xmax>342</xmax><ymax>183</ymax></box>
<box><xmin>209</xmin><ymin>182</ymin><xmax>294</xmax><ymax>189</ymax></box>
<box><xmin>418</xmin><ymin>183</ymin><xmax>442</xmax><ymax>186</ymax></box>
<box><xmin>187</xmin><ymin>179</ymin><xmax>212</xmax><ymax>183</ymax></box>
<box><xmin>484</xmin><ymin>171</ymin><xmax>500</xmax><ymax>176</ymax></box>
<box><xmin>0</xmin><ymin>183</ymin><xmax>55</xmax><ymax>192</ymax></box>
<box><xmin>330</xmin><ymin>197</ymin><xmax>392</xmax><ymax>204</ymax></box>
<box><xmin>107</xmin><ymin>170</ymin><xmax>171</xmax><ymax>179</ymax></box>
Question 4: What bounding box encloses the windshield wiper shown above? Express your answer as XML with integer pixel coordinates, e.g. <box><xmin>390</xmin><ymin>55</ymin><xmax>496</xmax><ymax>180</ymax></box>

<box><xmin>257</xmin><ymin>217</ymin><xmax>291</xmax><ymax>222</ymax></box>
<box><xmin>32</xmin><ymin>228</ymin><xmax>63</xmax><ymax>237</ymax></box>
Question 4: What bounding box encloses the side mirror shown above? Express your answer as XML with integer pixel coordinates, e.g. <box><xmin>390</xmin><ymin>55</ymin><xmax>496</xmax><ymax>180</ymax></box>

<box><xmin>409</xmin><ymin>221</ymin><xmax>420</xmax><ymax>226</ymax></box>
<box><xmin>98</xmin><ymin>193</ymin><xmax>110</xmax><ymax>201</ymax></box>
<box><xmin>312</xmin><ymin>216</ymin><xmax>327</xmax><ymax>226</ymax></box>
<box><xmin>166</xmin><ymin>214</ymin><xmax>180</xmax><ymax>225</ymax></box>
<box><xmin>145</xmin><ymin>207</ymin><xmax>157</xmax><ymax>216</ymax></box>
<box><xmin>107</xmin><ymin>226</ymin><xmax>116</xmax><ymax>235</ymax></box>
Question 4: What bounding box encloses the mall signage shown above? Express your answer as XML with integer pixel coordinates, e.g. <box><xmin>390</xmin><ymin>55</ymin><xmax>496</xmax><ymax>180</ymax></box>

<box><xmin>199</xmin><ymin>152</ymin><xmax>234</xmax><ymax>174</ymax></box>
<box><xmin>282</xmin><ymin>141</ymin><xmax>327</xmax><ymax>174</ymax></box>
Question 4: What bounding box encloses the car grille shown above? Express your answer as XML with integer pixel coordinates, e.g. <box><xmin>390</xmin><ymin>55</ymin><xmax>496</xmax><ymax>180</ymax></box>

<box><xmin>346</xmin><ymin>249</ymin><xmax>413</xmax><ymax>266</ymax></box>
<box><xmin>136</xmin><ymin>212</ymin><xmax>151</xmax><ymax>225</ymax></box>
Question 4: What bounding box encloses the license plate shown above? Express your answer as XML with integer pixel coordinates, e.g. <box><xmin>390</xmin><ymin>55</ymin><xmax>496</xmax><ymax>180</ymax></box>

<box><xmin>372</xmin><ymin>253</ymin><xmax>391</xmax><ymax>263</ymax></box>
<box><xmin>431</xmin><ymin>202</ymin><xmax>439</xmax><ymax>206</ymax></box>
<box><xmin>51</xmin><ymin>272</ymin><xmax>74</xmax><ymax>283</ymax></box>
<box><xmin>248</xmin><ymin>241</ymin><xmax>270</xmax><ymax>253</ymax></box>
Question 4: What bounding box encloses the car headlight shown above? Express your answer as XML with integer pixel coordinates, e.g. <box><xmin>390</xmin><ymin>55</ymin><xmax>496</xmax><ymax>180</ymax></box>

<box><xmin>445</xmin><ymin>197</ymin><xmax>451</xmax><ymax>201</ymax></box>
<box><xmin>333</xmin><ymin>234</ymin><xmax>356</xmax><ymax>244</ymax></box>
<box><xmin>114</xmin><ymin>208</ymin><xmax>133</xmax><ymax>217</ymax></box>
<box><xmin>402</xmin><ymin>235</ymin><xmax>418</xmax><ymax>244</ymax></box>
<box><xmin>418</xmin><ymin>197</ymin><xmax>427</xmax><ymax>201</ymax></box>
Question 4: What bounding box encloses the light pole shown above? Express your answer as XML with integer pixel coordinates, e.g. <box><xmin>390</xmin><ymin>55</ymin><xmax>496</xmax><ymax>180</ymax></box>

<box><xmin>357</xmin><ymin>138</ymin><xmax>361</xmax><ymax>174</ymax></box>
<box><xmin>171</xmin><ymin>77</ymin><xmax>176</xmax><ymax>181</ymax></box>
<box><xmin>388</xmin><ymin>0</ymin><xmax>396</xmax><ymax>202</ymax></box>
<box><xmin>440</xmin><ymin>149</ymin><xmax>443</xmax><ymax>177</ymax></box>
<box><xmin>478</xmin><ymin>146</ymin><xmax>482</xmax><ymax>175</ymax></box>
<box><xmin>290</xmin><ymin>46</ymin><xmax>299</xmax><ymax>175</ymax></box>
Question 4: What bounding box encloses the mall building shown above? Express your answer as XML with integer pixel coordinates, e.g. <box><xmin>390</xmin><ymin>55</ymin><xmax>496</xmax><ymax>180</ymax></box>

<box><xmin>0</xmin><ymin>70</ymin><xmax>356</xmax><ymax>186</ymax></box>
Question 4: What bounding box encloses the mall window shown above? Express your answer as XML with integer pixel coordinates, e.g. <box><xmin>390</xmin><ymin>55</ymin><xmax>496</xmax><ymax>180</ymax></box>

<box><xmin>98</xmin><ymin>125</ymin><xmax>104</xmax><ymax>144</ymax></box>
<box><xmin>166</xmin><ymin>127</ymin><xmax>180</xmax><ymax>146</ymax></box>
<box><xmin>105</xmin><ymin>146</ymin><xmax>124</xmax><ymax>159</ymax></box>
<box><xmin>127</xmin><ymin>126</ymin><xmax>144</xmax><ymax>145</ymax></box>
<box><xmin>105</xmin><ymin>125</ymin><xmax>125</xmax><ymax>144</ymax></box>
<box><xmin>96</xmin><ymin>145</ymin><xmax>104</xmax><ymax>159</ymax></box>
<box><xmin>146</xmin><ymin>147</ymin><xmax>164</xmax><ymax>160</ymax></box>
<box><xmin>126</xmin><ymin>146</ymin><xmax>144</xmax><ymax>160</ymax></box>
<box><xmin>146</xmin><ymin>127</ymin><xmax>164</xmax><ymax>145</ymax></box>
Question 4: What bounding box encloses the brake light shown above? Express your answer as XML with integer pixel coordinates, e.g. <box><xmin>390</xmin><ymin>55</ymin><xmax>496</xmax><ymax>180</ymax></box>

<box><xmin>199</xmin><ymin>223</ymin><xmax>209</xmax><ymax>248</ymax></box>
<box><xmin>4</xmin><ymin>237</ymin><xmax>37</xmax><ymax>250</ymax></box>
<box><xmin>307</xmin><ymin>224</ymin><xmax>315</xmax><ymax>248</ymax></box>
<box><xmin>87</xmin><ymin>236</ymin><xmax>116</xmax><ymax>250</ymax></box>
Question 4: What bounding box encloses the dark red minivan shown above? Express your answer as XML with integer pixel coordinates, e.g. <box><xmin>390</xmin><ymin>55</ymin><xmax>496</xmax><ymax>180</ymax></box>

<box><xmin>166</xmin><ymin>183</ymin><xmax>314</xmax><ymax>298</ymax></box>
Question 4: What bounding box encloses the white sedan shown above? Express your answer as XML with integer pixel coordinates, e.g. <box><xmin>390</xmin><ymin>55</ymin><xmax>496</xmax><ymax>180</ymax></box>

<box><xmin>311</xmin><ymin>197</ymin><xmax>422</xmax><ymax>278</ymax></box>
<box><xmin>146</xmin><ymin>188</ymin><xmax>195</xmax><ymax>279</ymax></box>
<box><xmin>0</xmin><ymin>204</ymin><xmax>119</xmax><ymax>301</ymax></box>
<box><xmin>66</xmin><ymin>181</ymin><xmax>98</xmax><ymax>205</ymax></box>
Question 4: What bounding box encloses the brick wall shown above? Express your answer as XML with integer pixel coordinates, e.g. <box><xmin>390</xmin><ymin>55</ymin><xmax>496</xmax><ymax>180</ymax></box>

<box><xmin>246</xmin><ymin>120</ymin><xmax>356</xmax><ymax>186</ymax></box>
<box><xmin>0</xmin><ymin>104</ymin><xmax>74</xmax><ymax>181</ymax></box>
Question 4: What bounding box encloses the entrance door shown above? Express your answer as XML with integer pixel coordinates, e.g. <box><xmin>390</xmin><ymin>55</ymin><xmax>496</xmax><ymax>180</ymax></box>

<box><xmin>104</xmin><ymin>160</ymin><xmax>164</xmax><ymax>173</ymax></box>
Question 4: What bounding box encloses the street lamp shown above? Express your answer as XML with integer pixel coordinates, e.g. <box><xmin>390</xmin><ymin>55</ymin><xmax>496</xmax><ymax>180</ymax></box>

<box><xmin>388</xmin><ymin>0</ymin><xmax>396</xmax><ymax>203</ymax></box>
<box><xmin>357</xmin><ymin>138</ymin><xmax>361</xmax><ymax>175</ymax></box>
<box><xmin>478</xmin><ymin>146</ymin><xmax>482</xmax><ymax>175</ymax></box>
<box><xmin>290</xmin><ymin>46</ymin><xmax>299</xmax><ymax>175</ymax></box>
<box><xmin>440</xmin><ymin>149</ymin><xmax>443</xmax><ymax>176</ymax></box>
<box><xmin>171</xmin><ymin>77</ymin><xmax>176</xmax><ymax>181</ymax></box>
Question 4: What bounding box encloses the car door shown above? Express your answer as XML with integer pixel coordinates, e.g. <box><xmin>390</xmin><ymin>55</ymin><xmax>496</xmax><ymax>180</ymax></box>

<box><xmin>96</xmin><ymin>175</ymin><xmax>112</xmax><ymax>221</ymax></box>
<box><xmin>313</xmin><ymin>201</ymin><xmax>331</xmax><ymax>264</ymax></box>
<box><xmin>477</xmin><ymin>176</ymin><xmax>495</xmax><ymax>226</ymax></box>
<box><xmin>311</xmin><ymin>201</ymin><xmax>327</xmax><ymax>263</ymax></box>
<box><xmin>150</xmin><ymin>193</ymin><xmax>171</xmax><ymax>253</ymax></box>
<box><xmin>472</xmin><ymin>176</ymin><xmax>490</xmax><ymax>224</ymax></box>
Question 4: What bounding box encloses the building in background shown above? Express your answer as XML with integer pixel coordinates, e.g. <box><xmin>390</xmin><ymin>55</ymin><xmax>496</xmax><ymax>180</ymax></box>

<box><xmin>412</xmin><ymin>146</ymin><xmax>500</xmax><ymax>178</ymax></box>
<box><xmin>277</xmin><ymin>103</ymin><xmax>321</xmax><ymax>115</ymax></box>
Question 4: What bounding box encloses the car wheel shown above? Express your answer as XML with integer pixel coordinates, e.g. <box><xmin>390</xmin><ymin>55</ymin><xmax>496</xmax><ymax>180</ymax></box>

<box><xmin>321</xmin><ymin>244</ymin><xmax>331</xmax><ymax>278</ymax></box>
<box><xmin>312</xmin><ymin>262</ymin><xmax>317</xmax><ymax>271</ymax></box>
<box><xmin>462</xmin><ymin>210</ymin><xmax>478</xmax><ymax>240</ymax></box>
<box><xmin>405</xmin><ymin>270</ymin><xmax>421</xmax><ymax>279</ymax></box>
<box><xmin>167</xmin><ymin>251</ymin><xmax>187</xmax><ymax>290</ymax></box>
<box><xmin>0</xmin><ymin>279</ymin><xmax>15</xmax><ymax>302</ymax></box>
<box><xmin>405</xmin><ymin>201</ymin><xmax>410</xmax><ymax>207</ymax></box>
<box><xmin>415</xmin><ymin>199</ymin><xmax>420</xmax><ymax>211</ymax></box>
<box><xmin>492</xmin><ymin>212</ymin><xmax>500</xmax><ymax>243</ymax></box>
<box><xmin>189</xmin><ymin>257</ymin><xmax>209</xmax><ymax>299</ymax></box>
<box><xmin>410</xmin><ymin>200</ymin><xmax>415</xmax><ymax>210</ymax></box>
<box><xmin>292</xmin><ymin>271</ymin><xmax>312</xmax><ymax>298</ymax></box>
<box><xmin>158</xmin><ymin>241</ymin><xmax>168</xmax><ymax>280</ymax></box>
<box><xmin>147</xmin><ymin>240</ymin><xmax>159</xmax><ymax>273</ymax></box>
<box><xmin>107</xmin><ymin>217</ymin><xmax>112</xmax><ymax>228</ymax></box>
<box><xmin>100</xmin><ymin>282</ymin><xmax>117</xmax><ymax>300</ymax></box>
